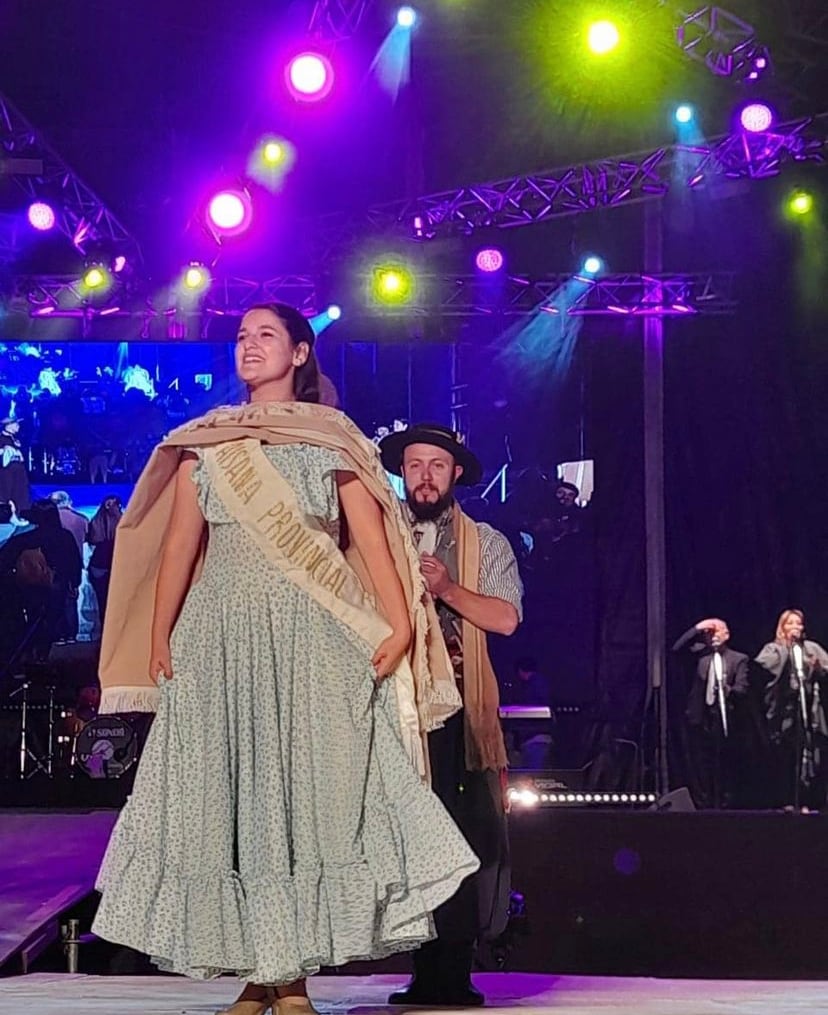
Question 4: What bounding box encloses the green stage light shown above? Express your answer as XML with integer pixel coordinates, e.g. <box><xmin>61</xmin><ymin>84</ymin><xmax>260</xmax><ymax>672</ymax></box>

<box><xmin>372</xmin><ymin>265</ymin><xmax>415</xmax><ymax>304</ymax></box>
<box><xmin>82</xmin><ymin>265</ymin><xmax>110</xmax><ymax>290</ymax></box>
<box><xmin>587</xmin><ymin>20</ymin><xmax>620</xmax><ymax>55</ymax></box>
<box><xmin>788</xmin><ymin>190</ymin><xmax>814</xmax><ymax>217</ymax></box>
<box><xmin>182</xmin><ymin>263</ymin><xmax>210</xmax><ymax>292</ymax></box>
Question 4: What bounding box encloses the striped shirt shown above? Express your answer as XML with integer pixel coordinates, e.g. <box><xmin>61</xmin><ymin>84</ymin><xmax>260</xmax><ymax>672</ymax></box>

<box><xmin>477</xmin><ymin>521</ymin><xmax>524</xmax><ymax>621</ymax></box>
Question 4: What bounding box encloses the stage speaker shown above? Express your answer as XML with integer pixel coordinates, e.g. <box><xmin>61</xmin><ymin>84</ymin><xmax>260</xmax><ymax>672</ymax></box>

<box><xmin>507</xmin><ymin>808</ymin><xmax>828</xmax><ymax>977</ymax></box>
<box><xmin>649</xmin><ymin>786</ymin><xmax>696</xmax><ymax>812</ymax></box>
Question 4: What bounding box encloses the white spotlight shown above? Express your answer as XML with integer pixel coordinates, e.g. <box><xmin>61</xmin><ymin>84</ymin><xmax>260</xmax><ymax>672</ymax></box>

<box><xmin>397</xmin><ymin>6</ymin><xmax>417</xmax><ymax>28</ymax></box>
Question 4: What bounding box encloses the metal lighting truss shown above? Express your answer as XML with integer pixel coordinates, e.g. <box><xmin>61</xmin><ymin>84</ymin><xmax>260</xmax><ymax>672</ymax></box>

<box><xmin>307</xmin><ymin>0</ymin><xmax>376</xmax><ymax>43</ymax></box>
<box><xmin>0</xmin><ymin>92</ymin><xmax>141</xmax><ymax>266</ymax></box>
<box><xmin>670</xmin><ymin>4</ymin><xmax>769</xmax><ymax>80</ymax></box>
<box><xmin>5</xmin><ymin>274</ymin><xmax>318</xmax><ymax>339</ymax></box>
<box><xmin>5</xmin><ymin>272</ymin><xmax>734</xmax><ymax>330</ymax></box>
<box><xmin>310</xmin><ymin>118</ymin><xmax>827</xmax><ymax>255</ymax></box>
<box><xmin>356</xmin><ymin>272</ymin><xmax>737</xmax><ymax>318</ymax></box>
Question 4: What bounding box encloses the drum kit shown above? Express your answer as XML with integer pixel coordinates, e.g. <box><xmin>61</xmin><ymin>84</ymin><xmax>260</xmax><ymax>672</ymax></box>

<box><xmin>26</xmin><ymin>443</ymin><xmax>134</xmax><ymax>481</ymax></box>
<box><xmin>2</xmin><ymin>678</ymin><xmax>139</xmax><ymax>782</ymax></box>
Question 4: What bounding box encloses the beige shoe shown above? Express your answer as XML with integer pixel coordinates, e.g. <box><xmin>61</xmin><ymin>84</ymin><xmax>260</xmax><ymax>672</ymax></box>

<box><xmin>272</xmin><ymin>996</ymin><xmax>320</xmax><ymax>1015</ymax></box>
<box><xmin>217</xmin><ymin>986</ymin><xmax>276</xmax><ymax>1015</ymax></box>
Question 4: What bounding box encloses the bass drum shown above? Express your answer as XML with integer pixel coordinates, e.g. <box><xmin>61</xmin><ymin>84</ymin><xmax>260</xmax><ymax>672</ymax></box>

<box><xmin>75</xmin><ymin>714</ymin><xmax>139</xmax><ymax>779</ymax></box>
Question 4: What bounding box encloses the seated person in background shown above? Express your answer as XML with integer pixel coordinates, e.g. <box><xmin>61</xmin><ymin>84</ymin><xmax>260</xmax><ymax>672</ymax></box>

<box><xmin>0</xmin><ymin>499</ymin><xmax>82</xmax><ymax>662</ymax></box>
<box><xmin>87</xmin><ymin>495</ymin><xmax>122</xmax><ymax>625</ymax></box>
<box><xmin>672</xmin><ymin>618</ymin><xmax>749</xmax><ymax>809</ymax></box>
<box><xmin>49</xmin><ymin>491</ymin><xmax>89</xmax><ymax>643</ymax></box>
<box><xmin>50</xmin><ymin>490</ymin><xmax>88</xmax><ymax>555</ymax></box>
<box><xmin>503</xmin><ymin>655</ymin><xmax>555</xmax><ymax>769</ymax></box>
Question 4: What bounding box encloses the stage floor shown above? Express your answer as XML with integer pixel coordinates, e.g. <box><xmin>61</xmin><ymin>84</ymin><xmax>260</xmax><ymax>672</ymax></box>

<box><xmin>0</xmin><ymin>973</ymin><xmax>825</xmax><ymax>1015</ymax></box>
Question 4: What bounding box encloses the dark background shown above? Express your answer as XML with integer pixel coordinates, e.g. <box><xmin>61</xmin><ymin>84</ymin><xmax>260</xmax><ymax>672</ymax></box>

<box><xmin>1</xmin><ymin>0</ymin><xmax>827</xmax><ymax>784</ymax></box>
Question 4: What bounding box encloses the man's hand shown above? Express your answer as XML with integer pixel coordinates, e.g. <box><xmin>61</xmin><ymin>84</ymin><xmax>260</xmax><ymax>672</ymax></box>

<box><xmin>420</xmin><ymin>554</ymin><xmax>453</xmax><ymax>598</ymax></box>
<box><xmin>695</xmin><ymin>618</ymin><xmax>720</xmax><ymax>632</ymax></box>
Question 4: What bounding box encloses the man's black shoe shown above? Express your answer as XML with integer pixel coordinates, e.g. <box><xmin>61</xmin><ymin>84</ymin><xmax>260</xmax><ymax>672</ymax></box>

<box><xmin>445</xmin><ymin>984</ymin><xmax>485</xmax><ymax>1007</ymax></box>
<box><xmin>387</xmin><ymin>982</ymin><xmax>485</xmax><ymax>1007</ymax></box>
<box><xmin>388</xmin><ymin>981</ymin><xmax>438</xmax><ymax>1006</ymax></box>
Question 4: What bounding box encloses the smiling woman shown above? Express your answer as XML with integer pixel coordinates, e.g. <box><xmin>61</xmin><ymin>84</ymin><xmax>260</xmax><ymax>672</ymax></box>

<box><xmin>234</xmin><ymin>304</ymin><xmax>321</xmax><ymax>406</ymax></box>
<box><xmin>91</xmin><ymin>302</ymin><xmax>478</xmax><ymax>1014</ymax></box>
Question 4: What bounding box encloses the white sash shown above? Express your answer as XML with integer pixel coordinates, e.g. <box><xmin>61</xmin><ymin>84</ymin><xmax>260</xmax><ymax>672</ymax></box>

<box><xmin>203</xmin><ymin>439</ymin><xmax>426</xmax><ymax>777</ymax></box>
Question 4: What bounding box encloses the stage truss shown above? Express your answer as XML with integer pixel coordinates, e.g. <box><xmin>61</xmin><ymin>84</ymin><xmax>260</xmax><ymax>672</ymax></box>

<box><xmin>4</xmin><ymin>274</ymin><xmax>318</xmax><ymax>339</ymax></box>
<box><xmin>307</xmin><ymin>0</ymin><xmax>376</xmax><ymax>43</ymax></box>
<box><xmin>2</xmin><ymin>271</ymin><xmax>737</xmax><ymax>339</ymax></box>
<box><xmin>0</xmin><ymin>92</ymin><xmax>142</xmax><ymax>268</ymax></box>
<box><xmin>670</xmin><ymin>3</ymin><xmax>769</xmax><ymax>81</ymax></box>
<box><xmin>362</xmin><ymin>272</ymin><xmax>737</xmax><ymax>318</ymax></box>
<box><xmin>310</xmin><ymin>117</ymin><xmax>827</xmax><ymax>256</ymax></box>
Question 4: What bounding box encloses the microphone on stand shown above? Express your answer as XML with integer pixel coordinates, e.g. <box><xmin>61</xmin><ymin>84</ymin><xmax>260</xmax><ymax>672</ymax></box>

<box><xmin>791</xmin><ymin>639</ymin><xmax>805</xmax><ymax>677</ymax></box>
<box><xmin>790</xmin><ymin>634</ymin><xmax>810</xmax><ymax>731</ymax></box>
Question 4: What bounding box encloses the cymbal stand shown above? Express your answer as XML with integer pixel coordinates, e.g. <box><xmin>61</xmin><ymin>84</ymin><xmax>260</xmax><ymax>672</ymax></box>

<box><xmin>9</xmin><ymin>681</ymin><xmax>56</xmax><ymax>779</ymax></box>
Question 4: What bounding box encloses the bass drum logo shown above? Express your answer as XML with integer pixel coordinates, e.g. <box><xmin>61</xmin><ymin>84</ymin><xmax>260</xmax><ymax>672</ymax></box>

<box><xmin>75</xmin><ymin>715</ymin><xmax>139</xmax><ymax>779</ymax></box>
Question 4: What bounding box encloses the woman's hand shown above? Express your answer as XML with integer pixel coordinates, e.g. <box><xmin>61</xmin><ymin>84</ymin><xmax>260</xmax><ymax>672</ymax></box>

<box><xmin>372</xmin><ymin>627</ymin><xmax>412</xmax><ymax>682</ymax></box>
<box><xmin>149</xmin><ymin>641</ymin><xmax>173</xmax><ymax>684</ymax></box>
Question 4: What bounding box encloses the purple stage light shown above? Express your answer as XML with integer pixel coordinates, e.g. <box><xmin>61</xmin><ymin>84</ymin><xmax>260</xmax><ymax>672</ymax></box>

<box><xmin>28</xmin><ymin>202</ymin><xmax>56</xmax><ymax>231</ymax></box>
<box><xmin>207</xmin><ymin>190</ymin><xmax>252</xmax><ymax>235</ymax></box>
<box><xmin>476</xmin><ymin>248</ymin><xmax>505</xmax><ymax>273</ymax></box>
<box><xmin>740</xmin><ymin>102</ymin><xmax>773</xmax><ymax>132</ymax></box>
<box><xmin>286</xmin><ymin>52</ymin><xmax>334</xmax><ymax>102</ymax></box>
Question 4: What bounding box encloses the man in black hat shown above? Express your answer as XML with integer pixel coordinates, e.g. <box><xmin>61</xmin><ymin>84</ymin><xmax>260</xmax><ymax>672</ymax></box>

<box><xmin>380</xmin><ymin>423</ymin><xmax>523</xmax><ymax>1006</ymax></box>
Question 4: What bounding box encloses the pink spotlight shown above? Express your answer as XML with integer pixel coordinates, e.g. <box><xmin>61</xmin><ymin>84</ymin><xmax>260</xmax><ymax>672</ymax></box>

<box><xmin>207</xmin><ymin>190</ymin><xmax>253</xmax><ymax>236</ymax></box>
<box><xmin>286</xmin><ymin>52</ymin><xmax>334</xmax><ymax>102</ymax></box>
<box><xmin>475</xmin><ymin>248</ymin><xmax>505</xmax><ymax>273</ymax></box>
<box><xmin>740</xmin><ymin>102</ymin><xmax>773</xmax><ymax>133</ymax></box>
<box><xmin>28</xmin><ymin>202</ymin><xmax>56</xmax><ymax>231</ymax></box>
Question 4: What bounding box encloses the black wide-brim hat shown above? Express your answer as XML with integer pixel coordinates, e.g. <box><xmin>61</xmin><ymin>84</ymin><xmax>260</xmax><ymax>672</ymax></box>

<box><xmin>379</xmin><ymin>423</ymin><xmax>483</xmax><ymax>486</ymax></box>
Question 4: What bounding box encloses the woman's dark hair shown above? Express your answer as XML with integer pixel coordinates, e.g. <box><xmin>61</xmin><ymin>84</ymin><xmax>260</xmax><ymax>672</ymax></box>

<box><xmin>250</xmin><ymin>302</ymin><xmax>320</xmax><ymax>404</ymax></box>
<box><xmin>89</xmin><ymin>496</ymin><xmax>121</xmax><ymax>544</ymax></box>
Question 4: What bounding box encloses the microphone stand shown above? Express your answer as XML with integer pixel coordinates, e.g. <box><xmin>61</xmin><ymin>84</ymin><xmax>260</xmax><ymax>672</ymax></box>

<box><xmin>791</xmin><ymin>640</ymin><xmax>809</xmax><ymax>811</ymax></box>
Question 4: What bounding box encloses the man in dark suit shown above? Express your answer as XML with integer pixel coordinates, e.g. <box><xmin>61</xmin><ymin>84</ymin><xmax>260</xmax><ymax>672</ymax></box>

<box><xmin>672</xmin><ymin>618</ymin><xmax>749</xmax><ymax>809</ymax></box>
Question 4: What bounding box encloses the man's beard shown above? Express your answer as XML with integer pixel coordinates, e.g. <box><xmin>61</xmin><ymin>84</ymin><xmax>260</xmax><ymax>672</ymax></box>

<box><xmin>405</xmin><ymin>483</ymin><xmax>455</xmax><ymax>522</ymax></box>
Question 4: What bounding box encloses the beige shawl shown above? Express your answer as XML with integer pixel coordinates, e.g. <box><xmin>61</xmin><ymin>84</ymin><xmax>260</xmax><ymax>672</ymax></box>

<box><xmin>98</xmin><ymin>401</ymin><xmax>460</xmax><ymax>742</ymax></box>
<box><xmin>454</xmin><ymin>508</ymin><xmax>510</xmax><ymax>772</ymax></box>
